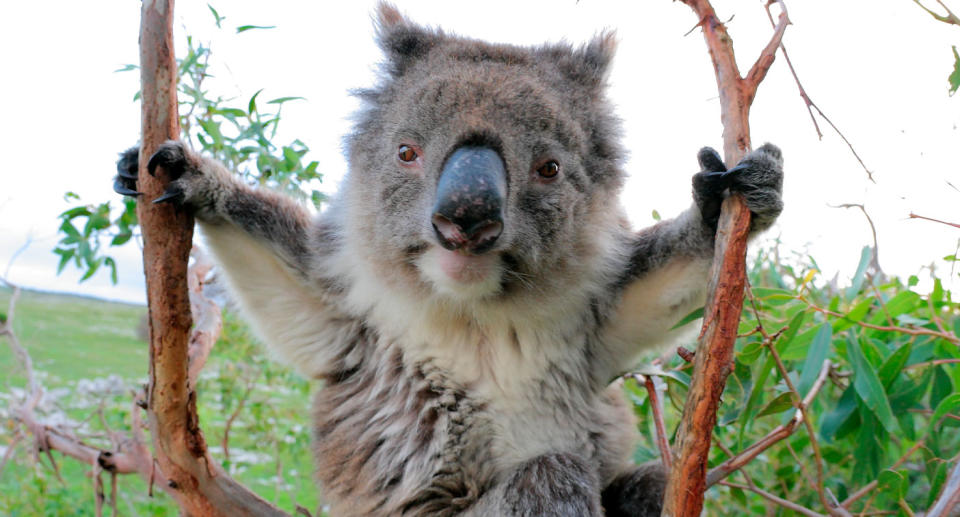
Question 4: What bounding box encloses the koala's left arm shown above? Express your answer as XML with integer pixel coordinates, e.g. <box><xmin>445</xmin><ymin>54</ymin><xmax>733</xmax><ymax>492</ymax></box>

<box><xmin>600</xmin><ymin>144</ymin><xmax>783</xmax><ymax>367</ymax></box>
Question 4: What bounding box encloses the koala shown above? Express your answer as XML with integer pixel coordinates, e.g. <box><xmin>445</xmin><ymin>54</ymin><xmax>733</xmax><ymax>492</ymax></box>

<box><xmin>115</xmin><ymin>4</ymin><xmax>783</xmax><ymax>516</ymax></box>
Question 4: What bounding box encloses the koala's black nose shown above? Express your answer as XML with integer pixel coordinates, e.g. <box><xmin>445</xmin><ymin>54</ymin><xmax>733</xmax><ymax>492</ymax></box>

<box><xmin>431</xmin><ymin>146</ymin><xmax>506</xmax><ymax>254</ymax></box>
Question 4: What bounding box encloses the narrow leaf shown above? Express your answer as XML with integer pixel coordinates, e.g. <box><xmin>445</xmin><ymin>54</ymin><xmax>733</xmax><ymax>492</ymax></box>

<box><xmin>670</xmin><ymin>307</ymin><xmax>703</xmax><ymax>330</ymax></box>
<box><xmin>237</xmin><ymin>24</ymin><xmax>276</xmax><ymax>33</ymax></box>
<box><xmin>848</xmin><ymin>335</ymin><xmax>900</xmax><ymax>433</ymax></box>
<box><xmin>796</xmin><ymin>324</ymin><xmax>831</xmax><ymax>395</ymax></box>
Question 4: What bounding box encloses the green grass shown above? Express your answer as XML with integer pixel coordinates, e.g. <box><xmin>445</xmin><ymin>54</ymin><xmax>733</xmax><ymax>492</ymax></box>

<box><xmin>0</xmin><ymin>289</ymin><xmax>319</xmax><ymax>516</ymax></box>
<box><xmin>0</xmin><ymin>287</ymin><xmax>149</xmax><ymax>385</ymax></box>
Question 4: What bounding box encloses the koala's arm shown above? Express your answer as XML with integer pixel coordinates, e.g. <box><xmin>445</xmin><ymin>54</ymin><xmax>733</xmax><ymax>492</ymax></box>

<box><xmin>116</xmin><ymin>142</ymin><xmax>346</xmax><ymax>377</ymax></box>
<box><xmin>600</xmin><ymin>144</ymin><xmax>783</xmax><ymax>368</ymax></box>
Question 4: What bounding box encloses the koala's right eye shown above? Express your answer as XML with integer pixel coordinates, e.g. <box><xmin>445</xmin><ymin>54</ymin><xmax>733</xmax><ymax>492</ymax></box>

<box><xmin>398</xmin><ymin>145</ymin><xmax>419</xmax><ymax>164</ymax></box>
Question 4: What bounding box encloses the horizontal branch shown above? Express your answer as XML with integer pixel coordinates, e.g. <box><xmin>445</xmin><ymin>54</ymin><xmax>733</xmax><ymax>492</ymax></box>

<box><xmin>721</xmin><ymin>481</ymin><xmax>827</xmax><ymax>517</ymax></box>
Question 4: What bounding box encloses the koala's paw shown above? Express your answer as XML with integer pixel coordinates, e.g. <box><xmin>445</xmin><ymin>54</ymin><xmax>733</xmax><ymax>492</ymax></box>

<box><xmin>692</xmin><ymin>143</ymin><xmax>783</xmax><ymax>233</ymax></box>
<box><xmin>113</xmin><ymin>141</ymin><xmax>208</xmax><ymax>209</ymax></box>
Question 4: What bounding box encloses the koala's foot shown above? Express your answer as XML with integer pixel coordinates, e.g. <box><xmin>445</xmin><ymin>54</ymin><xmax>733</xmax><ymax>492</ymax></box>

<box><xmin>600</xmin><ymin>461</ymin><xmax>666</xmax><ymax>517</ymax></box>
<box><xmin>692</xmin><ymin>143</ymin><xmax>784</xmax><ymax>233</ymax></box>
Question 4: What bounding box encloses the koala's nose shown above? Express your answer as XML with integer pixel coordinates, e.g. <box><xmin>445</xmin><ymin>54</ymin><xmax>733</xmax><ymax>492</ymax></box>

<box><xmin>431</xmin><ymin>146</ymin><xmax>506</xmax><ymax>254</ymax></box>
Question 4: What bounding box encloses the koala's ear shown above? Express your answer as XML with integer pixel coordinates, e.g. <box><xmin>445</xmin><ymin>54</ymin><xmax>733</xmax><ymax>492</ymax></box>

<box><xmin>552</xmin><ymin>31</ymin><xmax>617</xmax><ymax>90</ymax></box>
<box><xmin>375</xmin><ymin>2</ymin><xmax>440</xmax><ymax>76</ymax></box>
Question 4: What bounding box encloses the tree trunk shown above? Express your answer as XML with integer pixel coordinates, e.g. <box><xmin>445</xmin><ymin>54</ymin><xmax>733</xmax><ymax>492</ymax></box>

<box><xmin>137</xmin><ymin>1</ymin><xmax>287</xmax><ymax>514</ymax></box>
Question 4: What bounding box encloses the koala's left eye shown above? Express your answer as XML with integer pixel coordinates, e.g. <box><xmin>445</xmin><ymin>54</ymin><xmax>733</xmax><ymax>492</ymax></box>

<box><xmin>536</xmin><ymin>161</ymin><xmax>560</xmax><ymax>179</ymax></box>
<box><xmin>398</xmin><ymin>145</ymin><xmax>419</xmax><ymax>163</ymax></box>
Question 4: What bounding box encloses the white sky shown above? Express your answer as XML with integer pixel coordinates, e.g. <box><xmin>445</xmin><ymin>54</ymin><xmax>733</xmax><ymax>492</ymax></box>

<box><xmin>1</xmin><ymin>1</ymin><xmax>958</xmax><ymax>304</ymax></box>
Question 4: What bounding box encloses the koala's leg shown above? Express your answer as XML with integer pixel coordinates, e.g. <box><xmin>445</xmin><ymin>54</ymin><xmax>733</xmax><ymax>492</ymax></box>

<box><xmin>116</xmin><ymin>143</ymin><xmax>344</xmax><ymax>377</ymax></box>
<box><xmin>599</xmin><ymin>144</ymin><xmax>783</xmax><ymax>372</ymax></box>
<box><xmin>600</xmin><ymin>461</ymin><xmax>667</xmax><ymax>517</ymax></box>
<box><xmin>466</xmin><ymin>453</ymin><xmax>602</xmax><ymax>517</ymax></box>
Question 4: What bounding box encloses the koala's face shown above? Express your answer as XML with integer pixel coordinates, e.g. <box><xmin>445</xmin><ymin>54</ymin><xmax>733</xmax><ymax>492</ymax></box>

<box><xmin>344</xmin><ymin>7</ymin><xmax>626</xmax><ymax>302</ymax></box>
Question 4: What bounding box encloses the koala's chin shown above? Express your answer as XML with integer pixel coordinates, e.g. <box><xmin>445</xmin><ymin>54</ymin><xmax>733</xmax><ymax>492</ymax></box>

<box><xmin>417</xmin><ymin>246</ymin><xmax>504</xmax><ymax>301</ymax></box>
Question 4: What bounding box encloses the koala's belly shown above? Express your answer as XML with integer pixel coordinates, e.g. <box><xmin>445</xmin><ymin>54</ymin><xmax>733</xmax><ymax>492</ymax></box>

<box><xmin>310</xmin><ymin>346</ymin><xmax>635</xmax><ymax>516</ymax></box>
<box><xmin>311</xmin><ymin>349</ymin><xmax>489</xmax><ymax>516</ymax></box>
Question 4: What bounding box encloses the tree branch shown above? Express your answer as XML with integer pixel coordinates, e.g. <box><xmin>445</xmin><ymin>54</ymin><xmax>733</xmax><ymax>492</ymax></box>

<box><xmin>137</xmin><ymin>2</ymin><xmax>287</xmax><ymax>515</ymax></box>
<box><xmin>662</xmin><ymin>1</ymin><xmax>788</xmax><ymax>514</ymax></box>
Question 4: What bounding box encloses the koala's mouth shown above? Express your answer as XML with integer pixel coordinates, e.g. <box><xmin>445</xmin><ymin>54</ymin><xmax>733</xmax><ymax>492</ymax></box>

<box><xmin>434</xmin><ymin>247</ymin><xmax>499</xmax><ymax>284</ymax></box>
<box><xmin>416</xmin><ymin>245</ymin><xmax>505</xmax><ymax>299</ymax></box>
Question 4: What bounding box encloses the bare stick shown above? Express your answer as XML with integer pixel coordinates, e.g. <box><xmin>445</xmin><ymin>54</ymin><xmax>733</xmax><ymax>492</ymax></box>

<box><xmin>913</xmin><ymin>0</ymin><xmax>960</xmax><ymax>24</ymax></box>
<box><xmin>722</xmin><ymin>481</ymin><xmax>828</xmax><ymax>517</ymax></box>
<box><xmin>635</xmin><ymin>374</ymin><xmax>672</xmax><ymax>471</ymax></box>
<box><xmin>908</xmin><ymin>213</ymin><xmax>960</xmax><ymax>229</ymax></box>
<box><xmin>829</xmin><ymin>204</ymin><xmax>881</xmax><ymax>271</ymax></box>
<box><xmin>762</xmin><ymin>3</ymin><xmax>874</xmax><ymax>182</ymax></box>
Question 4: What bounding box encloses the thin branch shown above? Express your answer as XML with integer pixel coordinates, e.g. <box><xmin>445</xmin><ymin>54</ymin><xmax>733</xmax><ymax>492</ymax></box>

<box><xmin>721</xmin><ymin>481</ymin><xmax>827</xmax><ymax>517</ymax></box>
<box><xmin>764</xmin><ymin>3</ymin><xmax>873</xmax><ymax>181</ymax></box>
<box><xmin>705</xmin><ymin>359</ymin><xmax>831</xmax><ymax>487</ymax></box>
<box><xmin>912</xmin><ymin>0</ymin><xmax>960</xmax><ymax>24</ymax></box>
<box><xmin>642</xmin><ymin>374</ymin><xmax>672</xmax><ymax>471</ymax></box>
<box><xmin>829</xmin><ymin>203</ymin><xmax>881</xmax><ymax>272</ymax></box>
<box><xmin>908</xmin><ymin>212</ymin><xmax>960</xmax><ymax>229</ymax></box>
<box><xmin>744</xmin><ymin>1</ymin><xmax>790</xmax><ymax>101</ymax></box>
<box><xmin>800</xmin><ymin>298</ymin><xmax>960</xmax><ymax>344</ymax></box>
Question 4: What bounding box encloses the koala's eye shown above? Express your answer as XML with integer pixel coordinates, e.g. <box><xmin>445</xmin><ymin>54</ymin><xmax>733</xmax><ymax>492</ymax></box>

<box><xmin>398</xmin><ymin>145</ymin><xmax>419</xmax><ymax>163</ymax></box>
<box><xmin>536</xmin><ymin>161</ymin><xmax>560</xmax><ymax>179</ymax></box>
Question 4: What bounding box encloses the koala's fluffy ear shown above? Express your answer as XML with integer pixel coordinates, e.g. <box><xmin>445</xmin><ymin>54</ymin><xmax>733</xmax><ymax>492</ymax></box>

<box><xmin>550</xmin><ymin>31</ymin><xmax>618</xmax><ymax>91</ymax></box>
<box><xmin>375</xmin><ymin>2</ymin><xmax>440</xmax><ymax>76</ymax></box>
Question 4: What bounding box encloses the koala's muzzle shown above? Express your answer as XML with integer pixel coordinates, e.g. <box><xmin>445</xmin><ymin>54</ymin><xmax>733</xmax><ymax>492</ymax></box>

<box><xmin>431</xmin><ymin>146</ymin><xmax>506</xmax><ymax>254</ymax></box>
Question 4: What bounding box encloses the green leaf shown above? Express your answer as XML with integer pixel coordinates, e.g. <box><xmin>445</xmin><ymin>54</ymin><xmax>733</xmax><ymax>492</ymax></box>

<box><xmin>927</xmin><ymin>461</ymin><xmax>948</xmax><ymax>507</ymax></box>
<box><xmin>248</xmin><ymin>88</ymin><xmax>263</xmax><ymax>114</ymax></box>
<box><xmin>931</xmin><ymin>365</ymin><xmax>954</xmax><ymax>409</ymax></box>
<box><xmin>846</xmin><ymin>246</ymin><xmax>872</xmax><ymax>300</ymax></box>
<box><xmin>949</xmin><ymin>45</ymin><xmax>960</xmax><ymax>95</ymax></box>
<box><xmin>236</xmin><ymin>24</ymin><xmax>276</xmax><ymax>33</ymax></box>
<box><xmin>821</xmin><ymin>385</ymin><xmax>857</xmax><ymax>441</ymax></box>
<box><xmin>833</xmin><ymin>297</ymin><xmax>873</xmax><ymax>333</ymax></box>
<box><xmin>877</xmin><ymin>469</ymin><xmax>907</xmax><ymax>500</ymax></box>
<box><xmin>110</xmin><ymin>232</ymin><xmax>133</xmax><ymax>246</ymax></box>
<box><xmin>796</xmin><ymin>324</ymin><xmax>831</xmax><ymax>395</ymax></box>
<box><xmin>651</xmin><ymin>209</ymin><xmax>661</xmax><ymax>221</ymax></box>
<box><xmin>267</xmin><ymin>96</ymin><xmax>305</xmax><ymax>105</ymax></box>
<box><xmin>848</xmin><ymin>335</ymin><xmax>900</xmax><ymax>433</ymax></box>
<box><xmin>929</xmin><ymin>393</ymin><xmax>960</xmax><ymax>432</ymax></box>
<box><xmin>868</xmin><ymin>291</ymin><xmax>920</xmax><ymax>326</ymax></box>
<box><xmin>751</xmin><ymin>287</ymin><xmax>795</xmax><ymax>306</ymax></box>
<box><xmin>670</xmin><ymin>307</ymin><xmax>703</xmax><ymax>330</ymax></box>
<box><xmin>80</xmin><ymin>256</ymin><xmax>104</xmax><ymax>282</ymax></box>
<box><xmin>757</xmin><ymin>392</ymin><xmax>794</xmax><ymax>417</ymax></box>
<box><xmin>55</xmin><ymin>248</ymin><xmax>75</xmax><ymax>274</ymax></box>
<box><xmin>104</xmin><ymin>257</ymin><xmax>118</xmax><ymax>285</ymax></box>
<box><xmin>113</xmin><ymin>63</ymin><xmax>138</xmax><ymax>73</ymax></box>
<box><xmin>877</xmin><ymin>341</ymin><xmax>912</xmax><ymax>390</ymax></box>
<box><xmin>207</xmin><ymin>3</ymin><xmax>224</xmax><ymax>28</ymax></box>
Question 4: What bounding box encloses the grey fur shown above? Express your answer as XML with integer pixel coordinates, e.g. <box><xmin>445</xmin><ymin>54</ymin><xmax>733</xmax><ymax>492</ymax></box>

<box><xmin>115</xmin><ymin>3</ymin><xmax>783</xmax><ymax>515</ymax></box>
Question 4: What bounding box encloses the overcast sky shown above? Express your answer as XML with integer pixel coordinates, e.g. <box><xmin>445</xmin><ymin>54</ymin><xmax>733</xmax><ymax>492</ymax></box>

<box><xmin>1</xmin><ymin>1</ymin><xmax>958</xmax><ymax>304</ymax></box>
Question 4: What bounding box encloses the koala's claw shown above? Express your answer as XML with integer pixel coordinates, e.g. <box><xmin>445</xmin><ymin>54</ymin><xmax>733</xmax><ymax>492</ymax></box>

<box><xmin>152</xmin><ymin>187</ymin><xmax>184</xmax><ymax>205</ymax></box>
<box><xmin>696</xmin><ymin>147</ymin><xmax>726</xmax><ymax>173</ymax></box>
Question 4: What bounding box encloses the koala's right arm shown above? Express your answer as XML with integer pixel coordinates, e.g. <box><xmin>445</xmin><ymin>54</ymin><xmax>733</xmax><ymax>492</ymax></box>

<box><xmin>115</xmin><ymin>142</ymin><xmax>346</xmax><ymax>377</ymax></box>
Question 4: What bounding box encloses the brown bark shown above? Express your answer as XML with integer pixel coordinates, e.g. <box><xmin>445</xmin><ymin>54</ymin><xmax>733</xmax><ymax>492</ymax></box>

<box><xmin>137</xmin><ymin>1</ymin><xmax>286</xmax><ymax>515</ymax></box>
<box><xmin>661</xmin><ymin>2</ymin><xmax>788</xmax><ymax>516</ymax></box>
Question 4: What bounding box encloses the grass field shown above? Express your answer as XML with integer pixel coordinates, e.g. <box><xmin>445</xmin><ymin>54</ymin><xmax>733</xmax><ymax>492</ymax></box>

<box><xmin>0</xmin><ymin>288</ymin><xmax>149</xmax><ymax>385</ymax></box>
<box><xmin>0</xmin><ymin>288</ymin><xmax>319</xmax><ymax>516</ymax></box>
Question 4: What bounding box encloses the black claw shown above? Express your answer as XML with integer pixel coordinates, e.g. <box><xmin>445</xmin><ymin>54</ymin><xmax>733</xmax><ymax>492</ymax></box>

<box><xmin>152</xmin><ymin>189</ymin><xmax>182</xmax><ymax>205</ymax></box>
<box><xmin>113</xmin><ymin>180</ymin><xmax>142</xmax><ymax>197</ymax></box>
